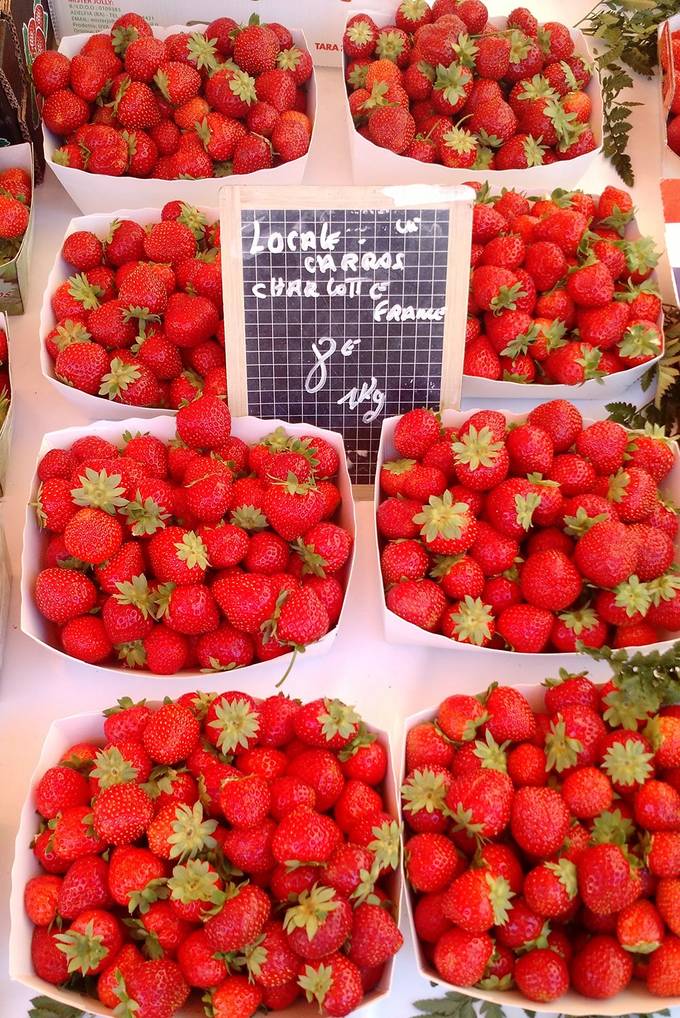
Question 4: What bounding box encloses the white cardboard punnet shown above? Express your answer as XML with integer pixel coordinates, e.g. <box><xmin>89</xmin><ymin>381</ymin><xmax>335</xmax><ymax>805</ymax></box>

<box><xmin>44</xmin><ymin>25</ymin><xmax>317</xmax><ymax>214</ymax></box>
<box><xmin>374</xmin><ymin>408</ymin><xmax>680</xmax><ymax>665</ymax></box>
<box><xmin>400</xmin><ymin>687</ymin><xmax>680</xmax><ymax>1016</ymax></box>
<box><xmin>10</xmin><ymin>704</ymin><xmax>400</xmax><ymax>1016</ymax></box>
<box><xmin>660</xmin><ymin>15</ymin><xmax>680</xmax><ymax>177</ymax></box>
<box><xmin>0</xmin><ymin>142</ymin><xmax>35</xmax><ymax>316</ymax></box>
<box><xmin>0</xmin><ymin>311</ymin><xmax>14</xmax><ymax>493</ymax></box>
<box><xmin>345</xmin><ymin>19</ymin><xmax>604</xmax><ymax>190</ymax></box>
<box><xmin>463</xmin><ymin>206</ymin><xmax>664</xmax><ymax>403</ymax></box>
<box><xmin>20</xmin><ymin>414</ymin><xmax>356</xmax><ymax>680</ymax></box>
<box><xmin>39</xmin><ymin>205</ymin><xmax>219</xmax><ymax>420</ymax></box>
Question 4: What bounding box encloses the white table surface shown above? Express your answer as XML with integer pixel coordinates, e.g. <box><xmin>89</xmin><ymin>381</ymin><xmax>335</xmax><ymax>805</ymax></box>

<box><xmin>0</xmin><ymin>3</ymin><xmax>675</xmax><ymax>1014</ymax></box>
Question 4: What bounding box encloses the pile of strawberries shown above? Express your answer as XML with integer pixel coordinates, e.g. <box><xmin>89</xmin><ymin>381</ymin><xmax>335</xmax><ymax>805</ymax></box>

<box><xmin>378</xmin><ymin>400</ymin><xmax>679</xmax><ymax>653</ymax></box>
<box><xmin>24</xmin><ymin>692</ymin><xmax>402</xmax><ymax>1017</ymax></box>
<box><xmin>404</xmin><ymin>677</ymin><xmax>680</xmax><ymax>1002</ymax></box>
<box><xmin>46</xmin><ymin>203</ymin><xmax>225</xmax><ymax>409</ymax></box>
<box><xmin>663</xmin><ymin>25</ymin><xmax>680</xmax><ymax>157</ymax></box>
<box><xmin>30</xmin><ymin>396</ymin><xmax>352</xmax><ymax>674</ymax></box>
<box><xmin>32</xmin><ymin>11</ymin><xmax>313</xmax><ymax>179</ymax></box>
<box><xmin>343</xmin><ymin>3</ymin><xmax>597</xmax><ymax>169</ymax></box>
<box><xmin>464</xmin><ymin>184</ymin><xmax>662</xmax><ymax>384</ymax></box>
<box><xmin>0</xmin><ymin>163</ymin><xmax>31</xmax><ymax>265</ymax></box>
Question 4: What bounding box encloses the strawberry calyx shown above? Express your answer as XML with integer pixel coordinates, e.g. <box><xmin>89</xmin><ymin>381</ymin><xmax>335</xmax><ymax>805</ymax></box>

<box><xmin>546</xmin><ymin>858</ymin><xmax>578</xmax><ymax>898</ymax></box>
<box><xmin>116</xmin><ymin>640</ymin><xmax>148</xmax><ymax>668</ymax></box>
<box><xmin>277</xmin><ymin>45</ymin><xmax>305</xmax><ymax>72</ymax></box>
<box><xmin>383</xmin><ymin>457</ymin><xmax>416</xmax><ymax>476</ymax></box>
<box><xmin>473</xmin><ymin>730</ymin><xmax>509</xmax><ymax>773</ymax></box>
<box><xmin>473</xmin><ymin>146</ymin><xmax>495</xmax><ymax>169</ymax></box>
<box><xmin>375</xmin><ymin>29</ymin><xmax>407</xmax><ymax>62</ymax></box>
<box><xmin>501</xmin><ymin>323</ymin><xmax>540</xmax><ymax>359</ymax></box>
<box><xmin>122</xmin><ymin>492</ymin><xmax>170</xmax><ymax>536</ymax></box>
<box><xmin>557</xmin><ymin>606</ymin><xmax>599</xmax><ymax>635</ymax></box>
<box><xmin>514</xmin><ymin>492</ymin><xmax>541</xmax><ymax>530</ymax></box>
<box><xmin>68</xmin><ymin>271</ymin><xmax>102</xmax><ymax>311</ymax></box>
<box><xmin>299</xmin><ymin>961</ymin><xmax>334</xmax><ymax>1009</ymax></box>
<box><xmin>174</xmin><ymin>530</ymin><xmax>210</xmax><ymax>570</ymax></box>
<box><xmin>292</xmin><ymin>537</ymin><xmax>328</xmax><ymax>577</ymax></box>
<box><xmin>602</xmin><ymin>685</ymin><xmax>659</xmax><ymax>730</ymax></box>
<box><xmin>508</xmin><ymin>28</ymin><xmax>531</xmax><ymax>63</ymax></box>
<box><xmin>99</xmin><ymin>358</ymin><xmax>142</xmax><ymax>400</ymax></box>
<box><xmin>441</xmin><ymin>125</ymin><xmax>477</xmax><ymax>155</ymax></box>
<box><xmin>337</xmin><ymin>722</ymin><xmax>377</xmax><ymax>761</ymax></box>
<box><xmin>614</xmin><ymin>278</ymin><xmax>660</xmax><ymax>303</ymax></box>
<box><xmin>413</xmin><ymin>490</ymin><xmax>471</xmax><ymax>543</ymax></box>
<box><xmin>167</xmin><ymin>859</ymin><xmax>222</xmax><ymax>909</ymax></box>
<box><xmin>490</xmin><ymin>280</ymin><xmax>528</xmax><ymax>315</ymax></box>
<box><xmin>518</xmin><ymin>74</ymin><xmax>557</xmax><ymax>103</ymax></box>
<box><xmin>55</xmin><ymin>918</ymin><xmax>108</xmax><ymax>975</ymax></box>
<box><xmin>434</xmin><ymin>61</ymin><xmax>472</xmax><ymax>106</ymax></box>
<box><xmin>71</xmin><ymin>467</ymin><xmax>127</xmax><ymax>514</ymax></box>
<box><xmin>621</xmin><ymin>236</ymin><xmax>660</xmax><ymax>274</ymax></box>
<box><xmin>485</xmin><ymin>871</ymin><xmax>515</xmax><ymax>926</ymax></box>
<box><xmin>284</xmin><ymin>883</ymin><xmax>339</xmax><ymax>939</ymax></box>
<box><xmin>200</xmin><ymin>656</ymin><xmax>238</xmax><ymax>674</ymax></box>
<box><xmin>207</xmin><ymin>696</ymin><xmax>260</xmax><ymax>754</ymax></box>
<box><xmin>562</xmin><ymin>506</ymin><xmax>607</xmax><ymax>537</ymax></box>
<box><xmin>90</xmin><ymin>745</ymin><xmax>139</xmax><ymax>789</ymax></box>
<box><xmin>127</xmin><ymin>876</ymin><xmax>169</xmax><ymax>915</ymax></box>
<box><xmin>123</xmin><ymin>916</ymin><xmax>164</xmax><ymax>959</ymax></box>
<box><xmin>230</xmin><ymin>505</ymin><xmax>268</xmax><ymax>531</ymax></box>
<box><xmin>648</xmin><ymin>570</ymin><xmax>680</xmax><ymax>606</ymax></box>
<box><xmin>114</xmin><ymin>573</ymin><xmax>156</xmax><ymax>618</ymax></box>
<box><xmin>367</xmin><ymin>819</ymin><xmax>400</xmax><ymax>872</ymax></box>
<box><xmin>186</xmin><ymin>31</ymin><xmax>219</xmax><ymax>72</ymax></box>
<box><xmin>590</xmin><ymin>808</ymin><xmax>635</xmax><ymax>847</ymax></box>
<box><xmin>545</xmin><ymin>716</ymin><xmax>583</xmax><ymax>773</ymax></box>
<box><xmin>351</xmin><ymin>867</ymin><xmax>381</xmax><ymax>907</ymax></box>
<box><xmin>614</xmin><ymin>575</ymin><xmax>652</xmax><ymax>618</ymax></box>
<box><xmin>226</xmin><ymin>67</ymin><xmax>257</xmax><ymax>105</ymax></box>
<box><xmin>167</xmin><ymin>800</ymin><xmax>218</xmax><ymax>861</ymax></box>
<box><xmin>318</xmin><ymin>699</ymin><xmax>361</xmax><ymax>743</ymax></box>
<box><xmin>521</xmin><ymin>135</ymin><xmax>547</xmax><ymax>166</ymax></box>
<box><xmin>271</xmin><ymin>472</ymin><xmax>318</xmax><ymax>496</ymax></box>
<box><xmin>448</xmin><ymin>595</ymin><xmax>495</xmax><ymax>646</ymax></box>
<box><xmin>346</xmin><ymin>20</ymin><xmax>374</xmax><ymax>47</ymax></box>
<box><xmin>401</xmin><ymin>767</ymin><xmax>449</xmax><ymax>816</ymax></box>
<box><xmin>451</xmin><ymin>33</ymin><xmax>478</xmax><ymax>67</ymax></box>
<box><xmin>619</xmin><ymin>323</ymin><xmax>662</xmax><ymax>360</ymax></box>
<box><xmin>53</xmin><ymin>319</ymin><xmax>92</xmax><ymax>351</ymax></box>
<box><xmin>453</xmin><ymin>425</ymin><xmax>504</xmax><ymax>470</ymax></box>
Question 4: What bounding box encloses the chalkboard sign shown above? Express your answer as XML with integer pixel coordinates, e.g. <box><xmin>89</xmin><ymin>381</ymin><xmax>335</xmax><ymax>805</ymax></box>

<box><xmin>220</xmin><ymin>186</ymin><xmax>473</xmax><ymax>485</ymax></box>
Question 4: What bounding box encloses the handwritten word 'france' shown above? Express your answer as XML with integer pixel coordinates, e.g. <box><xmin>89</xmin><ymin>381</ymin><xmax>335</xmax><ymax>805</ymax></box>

<box><xmin>304</xmin><ymin>336</ymin><xmax>385</xmax><ymax>424</ymax></box>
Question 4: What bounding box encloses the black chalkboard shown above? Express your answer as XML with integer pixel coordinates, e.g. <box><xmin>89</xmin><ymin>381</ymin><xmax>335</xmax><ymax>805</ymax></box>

<box><xmin>221</xmin><ymin>188</ymin><xmax>473</xmax><ymax>485</ymax></box>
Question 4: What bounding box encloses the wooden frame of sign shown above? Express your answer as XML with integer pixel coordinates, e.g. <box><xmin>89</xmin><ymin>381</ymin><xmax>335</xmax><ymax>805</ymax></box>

<box><xmin>220</xmin><ymin>184</ymin><xmax>473</xmax><ymax>492</ymax></box>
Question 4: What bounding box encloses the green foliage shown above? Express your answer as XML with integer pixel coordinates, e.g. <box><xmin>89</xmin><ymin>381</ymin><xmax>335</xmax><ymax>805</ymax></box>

<box><xmin>410</xmin><ymin>988</ymin><xmax>671</xmax><ymax>1018</ymax></box>
<box><xmin>577</xmin><ymin>0</ymin><xmax>680</xmax><ymax>183</ymax></box>
<box><xmin>28</xmin><ymin>998</ymin><xmax>86</xmax><ymax>1018</ymax></box>
<box><xmin>606</xmin><ymin>306</ymin><xmax>680</xmax><ymax>434</ymax></box>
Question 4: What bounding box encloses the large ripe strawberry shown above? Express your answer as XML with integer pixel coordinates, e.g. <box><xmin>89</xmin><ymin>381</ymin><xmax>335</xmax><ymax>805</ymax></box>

<box><xmin>510</xmin><ymin>786</ymin><xmax>570</xmax><ymax>857</ymax></box>
<box><xmin>433</xmin><ymin>927</ymin><xmax>493</xmax><ymax>987</ymax></box>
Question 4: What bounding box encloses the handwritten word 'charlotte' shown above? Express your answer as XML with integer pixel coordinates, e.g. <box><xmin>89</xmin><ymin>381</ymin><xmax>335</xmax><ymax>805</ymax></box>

<box><xmin>304</xmin><ymin>336</ymin><xmax>385</xmax><ymax>424</ymax></box>
<box><xmin>252</xmin><ymin>277</ymin><xmax>387</xmax><ymax>300</ymax></box>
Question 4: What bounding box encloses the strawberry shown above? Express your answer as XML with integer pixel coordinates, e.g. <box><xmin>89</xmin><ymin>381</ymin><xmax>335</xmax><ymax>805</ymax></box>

<box><xmin>122</xmin><ymin>959</ymin><xmax>190</xmax><ymax>1017</ymax></box>
<box><xmin>93</xmin><ymin>782</ymin><xmax>153</xmax><ymax>845</ymax></box>
<box><xmin>434</xmin><ymin>928</ymin><xmax>493</xmax><ymax>987</ymax></box>
<box><xmin>514</xmin><ymin>948</ymin><xmax>569</xmax><ymax>1003</ymax></box>
<box><xmin>571</xmin><ymin>934</ymin><xmax>633</xmax><ymax>998</ymax></box>
<box><xmin>299</xmin><ymin>953</ymin><xmax>363</xmax><ymax>1017</ymax></box>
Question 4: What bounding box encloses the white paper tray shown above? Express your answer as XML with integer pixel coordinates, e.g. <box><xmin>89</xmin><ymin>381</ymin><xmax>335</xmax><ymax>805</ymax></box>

<box><xmin>20</xmin><ymin>413</ymin><xmax>356</xmax><ymax>680</ymax></box>
<box><xmin>9</xmin><ymin>704</ymin><xmax>399</xmax><ymax>1017</ymax></box>
<box><xmin>39</xmin><ymin>205</ymin><xmax>219</xmax><ymax>420</ymax></box>
<box><xmin>400</xmin><ymin>687</ymin><xmax>680</xmax><ymax>1016</ymax></box>
<box><xmin>44</xmin><ymin>25</ymin><xmax>317</xmax><ymax>213</ymax></box>
<box><xmin>374</xmin><ymin>408</ymin><xmax>680</xmax><ymax>665</ymax></box>
<box><xmin>345</xmin><ymin>19</ymin><xmax>604</xmax><ymax>191</ymax></box>
<box><xmin>463</xmin><ymin>206</ymin><xmax>664</xmax><ymax>403</ymax></box>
